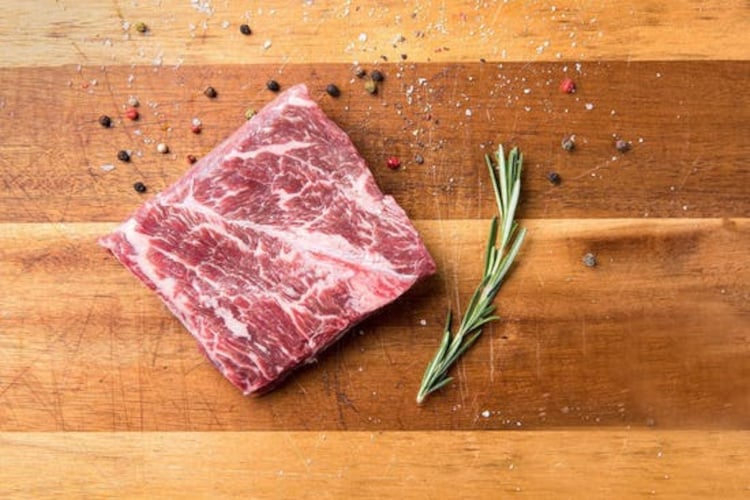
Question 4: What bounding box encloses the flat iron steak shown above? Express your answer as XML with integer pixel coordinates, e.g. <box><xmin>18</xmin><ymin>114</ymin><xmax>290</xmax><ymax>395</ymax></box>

<box><xmin>99</xmin><ymin>83</ymin><xmax>436</xmax><ymax>395</ymax></box>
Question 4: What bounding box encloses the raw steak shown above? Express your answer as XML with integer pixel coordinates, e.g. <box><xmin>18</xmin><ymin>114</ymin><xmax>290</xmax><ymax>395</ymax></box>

<box><xmin>100</xmin><ymin>83</ymin><xmax>436</xmax><ymax>395</ymax></box>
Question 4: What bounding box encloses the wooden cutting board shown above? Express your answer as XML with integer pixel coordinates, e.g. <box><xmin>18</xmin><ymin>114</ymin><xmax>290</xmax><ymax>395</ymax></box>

<box><xmin>1</xmin><ymin>1</ymin><xmax>748</xmax><ymax>497</ymax></box>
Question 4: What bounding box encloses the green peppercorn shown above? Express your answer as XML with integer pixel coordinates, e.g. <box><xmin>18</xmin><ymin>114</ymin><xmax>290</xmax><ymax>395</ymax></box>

<box><xmin>135</xmin><ymin>22</ymin><xmax>148</xmax><ymax>34</ymax></box>
<box><xmin>245</xmin><ymin>108</ymin><xmax>257</xmax><ymax>120</ymax></box>
<box><xmin>364</xmin><ymin>78</ymin><xmax>378</xmax><ymax>95</ymax></box>
<box><xmin>133</xmin><ymin>181</ymin><xmax>147</xmax><ymax>193</ymax></box>
<box><xmin>266</xmin><ymin>80</ymin><xmax>280</xmax><ymax>92</ymax></box>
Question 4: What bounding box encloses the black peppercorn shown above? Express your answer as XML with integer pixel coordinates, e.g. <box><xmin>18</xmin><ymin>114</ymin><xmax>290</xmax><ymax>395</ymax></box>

<box><xmin>325</xmin><ymin>84</ymin><xmax>341</xmax><ymax>98</ymax></box>
<box><xmin>547</xmin><ymin>172</ymin><xmax>561</xmax><ymax>185</ymax></box>
<box><xmin>371</xmin><ymin>70</ymin><xmax>384</xmax><ymax>82</ymax></box>
<box><xmin>133</xmin><ymin>182</ymin><xmax>147</xmax><ymax>193</ymax></box>
<box><xmin>239</xmin><ymin>24</ymin><xmax>252</xmax><ymax>35</ymax></box>
<box><xmin>117</xmin><ymin>150</ymin><xmax>130</xmax><ymax>162</ymax></box>
<box><xmin>204</xmin><ymin>86</ymin><xmax>217</xmax><ymax>98</ymax></box>
<box><xmin>266</xmin><ymin>80</ymin><xmax>280</xmax><ymax>92</ymax></box>
<box><xmin>98</xmin><ymin>115</ymin><xmax>112</xmax><ymax>128</ymax></box>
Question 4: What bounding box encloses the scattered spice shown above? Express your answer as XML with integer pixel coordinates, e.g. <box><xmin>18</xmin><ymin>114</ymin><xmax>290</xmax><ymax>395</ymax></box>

<box><xmin>325</xmin><ymin>84</ymin><xmax>341</xmax><ymax>98</ymax></box>
<box><xmin>239</xmin><ymin>24</ymin><xmax>252</xmax><ymax>35</ymax></box>
<box><xmin>371</xmin><ymin>70</ymin><xmax>385</xmax><ymax>82</ymax></box>
<box><xmin>561</xmin><ymin>134</ymin><xmax>575</xmax><ymax>151</ymax></box>
<box><xmin>364</xmin><ymin>78</ymin><xmax>378</xmax><ymax>95</ymax></box>
<box><xmin>400</xmin><ymin>54</ymin><xmax>408</xmax><ymax>60</ymax></box>
<box><xmin>98</xmin><ymin>115</ymin><xmax>112</xmax><ymax>128</ymax></box>
<box><xmin>187</xmin><ymin>154</ymin><xmax>197</xmax><ymax>164</ymax></box>
<box><xmin>266</xmin><ymin>79</ymin><xmax>280</xmax><ymax>92</ymax></box>
<box><xmin>134</xmin><ymin>22</ymin><xmax>148</xmax><ymax>34</ymax></box>
<box><xmin>414</xmin><ymin>153</ymin><xmax>424</xmax><ymax>165</ymax></box>
<box><xmin>156</xmin><ymin>143</ymin><xmax>169</xmax><ymax>154</ymax></box>
<box><xmin>133</xmin><ymin>181</ymin><xmax>147</xmax><ymax>193</ymax></box>
<box><xmin>354</xmin><ymin>66</ymin><xmax>366</xmax><ymax>78</ymax></box>
<box><xmin>244</xmin><ymin>108</ymin><xmax>257</xmax><ymax>120</ymax></box>
<box><xmin>204</xmin><ymin>86</ymin><xmax>218</xmax><ymax>98</ymax></box>
<box><xmin>559</xmin><ymin>77</ymin><xmax>576</xmax><ymax>94</ymax></box>
<box><xmin>127</xmin><ymin>96</ymin><xmax>140</xmax><ymax>107</ymax></box>
<box><xmin>124</xmin><ymin>107</ymin><xmax>139</xmax><ymax>121</ymax></box>
<box><xmin>117</xmin><ymin>150</ymin><xmax>131</xmax><ymax>162</ymax></box>
<box><xmin>582</xmin><ymin>252</ymin><xmax>597</xmax><ymax>268</ymax></box>
<box><xmin>386</xmin><ymin>156</ymin><xmax>401</xmax><ymax>170</ymax></box>
<box><xmin>615</xmin><ymin>139</ymin><xmax>630</xmax><ymax>153</ymax></box>
<box><xmin>547</xmin><ymin>172</ymin><xmax>562</xmax><ymax>185</ymax></box>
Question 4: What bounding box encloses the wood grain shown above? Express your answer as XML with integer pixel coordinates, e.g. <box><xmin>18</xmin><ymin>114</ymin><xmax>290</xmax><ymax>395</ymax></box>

<box><xmin>0</xmin><ymin>62</ymin><xmax>748</xmax><ymax>223</ymax></box>
<box><xmin>0</xmin><ymin>0</ymin><xmax>748</xmax><ymax>67</ymax></box>
<box><xmin>1</xmin><ymin>0</ymin><xmax>749</xmax><ymax>493</ymax></box>
<box><xmin>2</xmin><ymin>219</ymin><xmax>747</xmax><ymax>431</ymax></box>
<box><xmin>1</xmin><ymin>431</ymin><xmax>748</xmax><ymax>498</ymax></box>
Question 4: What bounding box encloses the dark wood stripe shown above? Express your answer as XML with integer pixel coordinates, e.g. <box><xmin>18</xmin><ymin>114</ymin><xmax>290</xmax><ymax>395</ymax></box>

<box><xmin>0</xmin><ymin>61</ymin><xmax>747</xmax><ymax>222</ymax></box>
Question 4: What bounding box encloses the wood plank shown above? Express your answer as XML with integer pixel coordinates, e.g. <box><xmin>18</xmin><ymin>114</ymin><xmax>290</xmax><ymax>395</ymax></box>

<box><xmin>0</xmin><ymin>1</ymin><xmax>748</xmax><ymax>67</ymax></box>
<box><xmin>2</xmin><ymin>219</ymin><xmax>747</xmax><ymax>431</ymax></box>
<box><xmin>1</xmin><ymin>431</ymin><xmax>748</xmax><ymax>498</ymax></box>
<box><xmin>0</xmin><ymin>62</ymin><xmax>748</xmax><ymax>222</ymax></box>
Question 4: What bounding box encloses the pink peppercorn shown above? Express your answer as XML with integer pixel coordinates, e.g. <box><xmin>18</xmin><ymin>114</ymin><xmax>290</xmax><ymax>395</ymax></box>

<box><xmin>187</xmin><ymin>154</ymin><xmax>197</xmax><ymax>164</ymax></box>
<box><xmin>191</xmin><ymin>125</ymin><xmax>202</xmax><ymax>134</ymax></box>
<box><xmin>386</xmin><ymin>156</ymin><xmax>401</xmax><ymax>170</ymax></box>
<box><xmin>559</xmin><ymin>78</ymin><xmax>576</xmax><ymax>94</ymax></box>
<box><xmin>124</xmin><ymin>107</ymin><xmax>139</xmax><ymax>120</ymax></box>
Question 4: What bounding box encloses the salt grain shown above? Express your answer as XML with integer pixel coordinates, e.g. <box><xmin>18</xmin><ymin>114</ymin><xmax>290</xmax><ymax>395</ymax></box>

<box><xmin>481</xmin><ymin>410</ymin><xmax>491</xmax><ymax>418</ymax></box>
<box><xmin>358</xmin><ymin>32</ymin><xmax>368</xmax><ymax>43</ymax></box>
<box><xmin>100</xmin><ymin>164</ymin><xmax>115</xmax><ymax>172</ymax></box>
<box><xmin>584</xmin><ymin>103</ymin><xmax>594</xmax><ymax>110</ymax></box>
<box><xmin>263</xmin><ymin>40</ymin><xmax>272</xmax><ymax>50</ymax></box>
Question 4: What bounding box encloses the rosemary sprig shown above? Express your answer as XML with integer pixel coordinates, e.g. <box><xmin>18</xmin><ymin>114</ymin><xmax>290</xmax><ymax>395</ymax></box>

<box><xmin>416</xmin><ymin>145</ymin><xmax>526</xmax><ymax>405</ymax></box>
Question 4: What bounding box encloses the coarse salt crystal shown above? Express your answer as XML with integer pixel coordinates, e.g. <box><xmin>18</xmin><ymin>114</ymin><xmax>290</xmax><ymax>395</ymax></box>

<box><xmin>481</xmin><ymin>410</ymin><xmax>491</xmax><ymax>418</ymax></box>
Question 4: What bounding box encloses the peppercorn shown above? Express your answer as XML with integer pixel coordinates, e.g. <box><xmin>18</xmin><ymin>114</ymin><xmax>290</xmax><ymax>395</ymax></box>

<box><xmin>326</xmin><ymin>84</ymin><xmax>341</xmax><ymax>98</ymax></box>
<box><xmin>239</xmin><ymin>24</ymin><xmax>252</xmax><ymax>35</ymax></box>
<box><xmin>400</xmin><ymin>54</ymin><xmax>407</xmax><ymax>60</ymax></box>
<box><xmin>266</xmin><ymin>80</ymin><xmax>280</xmax><ymax>92</ymax></box>
<box><xmin>187</xmin><ymin>154</ymin><xmax>197</xmax><ymax>164</ymax></box>
<box><xmin>582</xmin><ymin>252</ymin><xmax>597</xmax><ymax>268</ymax></box>
<box><xmin>354</xmin><ymin>67</ymin><xmax>366</xmax><ymax>78</ymax></box>
<box><xmin>559</xmin><ymin>78</ymin><xmax>576</xmax><ymax>94</ymax></box>
<box><xmin>98</xmin><ymin>115</ymin><xmax>112</xmax><ymax>128</ymax></box>
<box><xmin>124</xmin><ymin>107</ymin><xmax>139</xmax><ymax>120</ymax></box>
<box><xmin>386</xmin><ymin>156</ymin><xmax>401</xmax><ymax>170</ymax></box>
<box><xmin>364</xmin><ymin>78</ymin><xmax>378</xmax><ymax>95</ymax></box>
<box><xmin>561</xmin><ymin>134</ymin><xmax>575</xmax><ymax>151</ymax></box>
<box><xmin>133</xmin><ymin>181</ymin><xmax>147</xmax><ymax>193</ymax></box>
<box><xmin>371</xmin><ymin>70</ymin><xmax>385</xmax><ymax>82</ymax></box>
<box><xmin>135</xmin><ymin>22</ymin><xmax>148</xmax><ymax>34</ymax></box>
<box><xmin>204</xmin><ymin>86</ymin><xmax>217</xmax><ymax>98</ymax></box>
<box><xmin>547</xmin><ymin>172</ymin><xmax>562</xmax><ymax>185</ymax></box>
<box><xmin>117</xmin><ymin>150</ymin><xmax>131</xmax><ymax>162</ymax></box>
<box><xmin>414</xmin><ymin>153</ymin><xmax>424</xmax><ymax>165</ymax></box>
<box><xmin>615</xmin><ymin>139</ymin><xmax>630</xmax><ymax>153</ymax></box>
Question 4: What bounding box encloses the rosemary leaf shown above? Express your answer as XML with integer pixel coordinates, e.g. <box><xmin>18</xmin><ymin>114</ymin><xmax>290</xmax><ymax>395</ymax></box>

<box><xmin>416</xmin><ymin>144</ymin><xmax>526</xmax><ymax>405</ymax></box>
